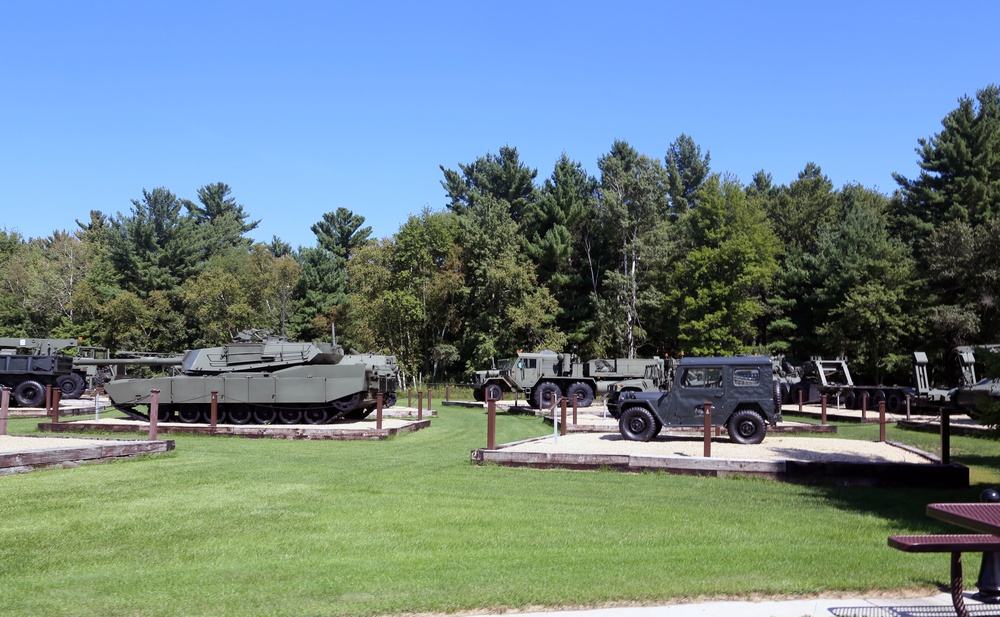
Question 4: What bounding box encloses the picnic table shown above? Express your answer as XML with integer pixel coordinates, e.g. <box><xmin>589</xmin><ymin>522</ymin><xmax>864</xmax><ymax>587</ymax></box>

<box><xmin>889</xmin><ymin>502</ymin><xmax>1000</xmax><ymax>617</ymax></box>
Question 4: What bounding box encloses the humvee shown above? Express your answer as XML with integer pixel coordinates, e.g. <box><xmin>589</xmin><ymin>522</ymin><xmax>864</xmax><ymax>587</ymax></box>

<box><xmin>610</xmin><ymin>356</ymin><xmax>779</xmax><ymax>444</ymax></box>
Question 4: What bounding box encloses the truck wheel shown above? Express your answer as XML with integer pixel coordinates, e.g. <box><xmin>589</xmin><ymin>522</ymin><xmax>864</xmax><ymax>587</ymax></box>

<box><xmin>619</xmin><ymin>406</ymin><xmax>660</xmax><ymax>442</ymax></box>
<box><xmin>13</xmin><ymin>380</ymin><xmax>46</xmax><ymax>407</ymax></box>
<box><xmin>772</xmin><ymin>380</ymin><xmax>782</xmax><ymax>411</ymax></box>
<box><xmin>56</xmin><ymin>373</ymin><xmax>86</xmax><ymax>399</ymax></box>
<box><xmin>533</xmin><ymin>382</ymin><xmax>562</xmax><ymax>409</ymax></box>
<box><xmin>855</xmin><ymin>390</ymin><xmax>872</xmax><ymax>410</ymax></box>
<box><xmin>473</xmin><ymin>388</ymin><xmax>485</xmax><ymax>402</ymax></box>
<box><xmin>841</xmin><ymin>390</ymin><xmax>856</xmax><ymax>409</ymax></box>
<box><xmin>484</xmin><ymin>384</ymin><xmax>504</xmax><ymax>402</ymax></box>
<box><xmin>566</xmin><ymin>382</ymin><xmax>595</xmax><ymax>407</ymax></box>
<box><xmin>886</xmin><ymin>391</ymin><xmax>903</xmax><ymax>414</ymax></box>
<box><xmin>728</xmin><ymin>409</ymin><xmax>766</xmax><ymax>445</ymax></box>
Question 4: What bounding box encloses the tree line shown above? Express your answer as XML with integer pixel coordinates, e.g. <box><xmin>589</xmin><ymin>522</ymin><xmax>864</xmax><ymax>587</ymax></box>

<box><xmin>2</xmin><ymin>84</ymin><xmax>999</xmax><ymax>386</ymax></box>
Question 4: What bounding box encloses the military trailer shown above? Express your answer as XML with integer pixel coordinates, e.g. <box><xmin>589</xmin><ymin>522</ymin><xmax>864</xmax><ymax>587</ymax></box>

<box><xmin>912</xmin><ymin>345</ymin><xmax>1000</xmax><ymax>421</ymax></box>
<box><xmin>610</xmin><ymin>356</ymin><xmax>779</xmax><ymax>444</ymax></box>
<box><xmin>773</xmin><ymin>355</ymin><xmax>914</xmax><ymax>413</ymax></box>
<box><xmin>471</xmin><ymin>351</ymin><xmax>664</xmax><ymax>408</ymax></box>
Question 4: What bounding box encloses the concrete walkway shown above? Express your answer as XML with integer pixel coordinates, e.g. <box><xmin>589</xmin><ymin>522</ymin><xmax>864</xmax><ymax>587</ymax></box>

<box><xmin>469</xmin><ymin>592</ymin><xmax>995</xmax><ymax>616</ymax></box>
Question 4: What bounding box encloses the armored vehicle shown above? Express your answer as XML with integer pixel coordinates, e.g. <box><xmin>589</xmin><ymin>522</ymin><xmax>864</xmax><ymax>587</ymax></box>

<box><xmin>471</xmin><ymin>351</ymin><xmax>663</xmax><ymax>407</ymax></box>
<box><xmin>611</xmin><ymin>356</ymin><xmax>779</xmax><ymax>444</ymax></box>
<box><xmin>104</xmin><ymin>330</ymin><xmax>400</xmax><ymax>424</ymax></box>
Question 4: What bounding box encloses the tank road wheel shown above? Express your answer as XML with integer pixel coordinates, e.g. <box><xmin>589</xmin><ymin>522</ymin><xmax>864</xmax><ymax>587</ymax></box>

<box><xmin>56</xmin><ymin>373</ymin><xmax>86</xmax><ymax>399</ymax></box>
<box><xmin>13</xmin><ymin>380</ymin><xmax>46</xmax><ymax>407</ymax></box>
<box><xmin>227</xmin><ymin>404</ymin><xmax>252</xmax><ymax>425</ymax></box>
<box><xmin>382</xmin><ymin>391</ymin><xmax>397</xmax><ymax>408</ymax></box>
<box><xmin>619</xmin><ymin>406</ymin><xmax>660</xmax><ymax>442</ymax></box>
<box><xmin>304</xmin><ymin>408</ymin><xmax>329</xmax><ymax>424</ymax></box>
<box><xmin>177</xmin><ymin>405</ymin><xmax>201</xmax><ymax>424</ymax></box>
<box><xmin>156</xmin><ymin>405</ymin><xmax>174</xmax><ymax>423</ymax></box>
<box><xmin>331</xmin><ymin>392</ymin><xmax>363</xmax><ymax>412</ymax></box>
<box><xmin>728</xmin><ymin>409</ymin><xmax>766</xmax><ymax>445</ymax></box>
<box><xmin>532</xmin><ymin>382</ymin><xmax>562</xmax><ymax>409</ymax></box>
<box><xmin>252</xmin><ymin>406</ymin><xmax>277</xmax><ymax>424</ymax></box>
<box><xmin>483</xmin><ymin>383</ymin><xmax>504</xmax><ymax>402</ymax></box>
<box><xmin>278</xmin><ymin>408</ymin><xmax>303</xmax><ymax>424</ymax></box>
<box><xmin>202</xmin><ymin>405</ymin><xmax>226</xmax><ymax>424</ymax></box>
<box><xmin>566</xmin><ymin>382</ymin><xmax>595</xmax><ymax>407</ymax></box>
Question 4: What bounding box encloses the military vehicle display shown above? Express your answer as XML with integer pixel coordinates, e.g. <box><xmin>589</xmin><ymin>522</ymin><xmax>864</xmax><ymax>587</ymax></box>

<box><xmin>103</xmin><ymin>330</ymin><xmax>400</xmax><ymax>425</ymax></box>
<box><xmin>913</xmin><ymin>345</ymin><xmax>1000</xmax><ymax>420</ymax></box>
<box><xmin>610</xmin><ymin>356</ymin><xmax>779</xmax><ymax>444</ymax></box>
<box><xmin>471</xmin><ymin>351</ymin><xmax>664</xmax><ymax>407</ymax></box>
<box><xmin>772</xmin><ymin>355</ymin><xmax>914</xmax><ymax>413</ymax></box>
<box><xmin>0</xmin><ymin>337</ymin><xmax>85</xmax><ymax>402</ymax></box>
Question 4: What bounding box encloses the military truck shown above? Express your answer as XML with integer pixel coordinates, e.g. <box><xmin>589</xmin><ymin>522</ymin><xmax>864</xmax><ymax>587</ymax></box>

<box><xmin>471</xmin><ymin>351</ymin><xmax>664</xmax><ymax>408</ymax></box>
<box><xmin>0</xmin><ymin>337</ymin><xmax>87</xmax><ymax>402</ymax></box>
<box><xmin>610</xmin><ymin>356</ymin><xmax>779</xmax><ymax>444</ymax></box>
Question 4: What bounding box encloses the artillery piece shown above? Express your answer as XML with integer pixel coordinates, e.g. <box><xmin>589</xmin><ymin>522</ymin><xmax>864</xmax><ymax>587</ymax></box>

<box><xmin>913</xmin><ymin>345</ymin><xmax>1000</xmax><ymax>421</ymax></box>
<box><xmin>100</xmin><ymin>330</ymin><xmax>400</xmax><ymax>425</ymax></box>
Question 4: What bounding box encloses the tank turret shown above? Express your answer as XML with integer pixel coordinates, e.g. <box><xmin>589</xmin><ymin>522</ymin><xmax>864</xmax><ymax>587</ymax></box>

<box><xmin>104</xmin><ymin>330</ymin><xmax>400</xmax><ymax>425</ymax></box>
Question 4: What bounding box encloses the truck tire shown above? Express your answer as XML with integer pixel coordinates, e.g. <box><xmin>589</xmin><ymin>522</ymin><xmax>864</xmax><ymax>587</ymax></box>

<box><xmin>533</xmin><ymin>382</ymin><xmax>562</xmax><ymax>409</ymax></box>
<box><xmin>566</xmin><ymin>382</ymin><xmax>595</xmax><ymax>407</ymax></box>
<box><xmin>855</xmin><ymin>390</ymin><xmax>872</xmax><ymax>410</ymax></box>
<box><xmin>484</xmin><ymin>383</ymin><xmax>504</xmax><ymax>402</ymax></box>
<box><xmin>841</xmin><ymin>390</ymin><xmax>856</xmax><ymax>409</ymax></box>
<box><xmin>728</xmin><ymin>409</ymin><xmax>766</xmax><ymax>445</ymax></box>
<box><xmin>13</xmin><ymin>380</ymin><xmax>46</xmax><ymax>407</ymax></box>
<box><xmin>473</xmin><ymin>388</ymin><xmax>485</xmax><ymax>402</ymax></box>
<box><xmin>619</xmin><ymin>406</ymin><xmax>660</xmax><ymax>442</ymax></box>
<box><xmin>886</xmin><ymin>391</ymin><xmax>903</xmax><ymax>414</ymax></box>
<box><xmin>56</xmin><ymin>373</ymin><xmax>86</xmax><ymax>399</ymax></box>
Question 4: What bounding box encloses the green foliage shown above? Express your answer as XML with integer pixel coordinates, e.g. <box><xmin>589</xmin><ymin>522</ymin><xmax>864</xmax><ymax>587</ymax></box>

<box><xmin>440</xmin><ymin>145</ymin><xmax>538</xmax><ymax>221</ymax></box>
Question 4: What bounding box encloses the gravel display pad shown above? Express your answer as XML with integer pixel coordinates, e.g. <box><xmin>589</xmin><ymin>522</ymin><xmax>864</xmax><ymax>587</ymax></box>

<box><xmin>0</xmin><ymin>434</ymin><xmax>174</xmax><ymax>475</ymax></box>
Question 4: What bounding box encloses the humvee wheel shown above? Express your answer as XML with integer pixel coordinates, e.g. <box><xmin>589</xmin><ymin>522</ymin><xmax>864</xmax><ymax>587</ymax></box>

<box><xmin>484</xmin><ymin>383</ymin><xmax>504</xmax><ymax>402</ymax></box>
<box><xmin>728</xmin><ymin>409</ymin><xmax>765</xmax><ymax>445</ymax></box>
<box><xmin>619</xmin><ymin>406</ymin><xmax>660</xmax><ymax>442</ymax></box>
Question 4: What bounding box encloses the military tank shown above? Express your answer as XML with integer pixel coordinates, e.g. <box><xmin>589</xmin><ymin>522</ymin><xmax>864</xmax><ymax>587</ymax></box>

<box><xmin>103</xmin><ymin>330</ymin><xmax>400</xmax><ymax>424</ymax></box>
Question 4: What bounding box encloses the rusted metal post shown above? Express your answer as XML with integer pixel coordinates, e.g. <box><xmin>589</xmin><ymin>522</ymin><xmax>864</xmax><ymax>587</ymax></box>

<box><xmin>408</xmin><ymin>389</ymin><xmax>412</xmax><ymax>408</ymax></box>
<box><xmin>941</xmin><ymin>407</ymin><xmax>951</xmax><ymax>465</ymax></box>
<box><xmin>0</xmin><ymin>386</ymin><xmax>10</xmax><ymax>435</ymax></box>
<box><xmin>905</xmin><ymin>395</ymin><xmax>912</xmax><ymax>421</ymax></box>
<box><xmin>487</xmin><ymin>398</ymin><xmax>496</xmax><ymax>450</ymax></box>
<box><xmin>797</xmin><ymin>387</ymin><xmax>803</xmax><ymax>412</ymax></box>
<box><xmin>572</xmin><ymin>394</ymin><xmax>578</xmax><ymax>425</ymax></box>
<box><xmin>703</xmin><ymin>402</ymin><xmax>712</xmax><ymax>458</ymax></box>
<box><xmin>376</xmin><ymin>392</ymin><xmax>383</xmax><ymax>430</ymax></box>
<box><xmin>417</xmin><ymin>391</ymin><xmax>423</xmax><ymax>421</ymax></box>
<box><xmin>821</xmin><ymin>394</ymin><xmax>827</xmax><ymax>425</ymax></box>
<box><xmin>210</xmin><ymin>391</ymin><xmax>218</xmax><ymax>430</ymax></box>
<box><xmin>879</xmin><ymin>400</ymin><xmax>887</xmax><ymax>443</ymax></box>
<box><xmin>427</xmin><ymin>389</ymin><xmax>433</xmax><ymax>411</ymax></box>
<box><xmin>861</xmin><ymin>392</ymin><xmax>868</xmax><ymax>421</ymax></box>
<box><xmin>560</xmin><ymin>397</ymin><xmax>567</xmax><ymax>437</ymax></box>
<box><xmin>149</xmin><ymin>389</ymin><xmax>160</xmax><ymax>441</ymax></box>
<box><xmin>51</xmin><ymin>388</ymin><xmax>61</xmax><ymax>423</ymax></box>
<box><xmin>45</xmin><ymin>384</ymin><xmax>53</xmax><ymax>415</ymax></box>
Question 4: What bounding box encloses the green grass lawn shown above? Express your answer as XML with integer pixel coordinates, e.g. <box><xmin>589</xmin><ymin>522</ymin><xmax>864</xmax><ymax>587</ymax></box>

<box><xmin>0</xmin><ymin>407</ymin><xmax>997</xmax><ymax>616</ymax></box>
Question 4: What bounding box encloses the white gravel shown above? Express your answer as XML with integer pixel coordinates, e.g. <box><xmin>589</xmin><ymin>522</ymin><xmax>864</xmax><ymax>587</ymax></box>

<box><xmin>502</xmin><ymin>433</ymin><xmax>934</xmax><ymax>464</ymax></box>
<box><xmin>0</xmin><ymin>434</ymin><xmax>122</xmax><ymax>453</ymax></box>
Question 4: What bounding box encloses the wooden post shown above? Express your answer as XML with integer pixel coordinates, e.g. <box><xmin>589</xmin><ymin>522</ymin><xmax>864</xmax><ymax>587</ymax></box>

<box><xmin>376</xmin><ymin>392</ymin><xmax>383</xmax><ymax>430</ymax></box>
<box><xmin>821</xmin><ymin>394</ymin><xmax>827</xmax><ymax>425</ymax></box>
<box><xmin>879</xmin><ymin>400</ymin><xmax>887</xmax><ymax>443</ymax></box>
<box><xmin>905</xmin><ymin>395</ymin><xmax>911</xmax><ymax>421</ymax></box>
<box><xmin>210</xmin><ymin>391</ymin><xmax>219</xmax><ymax>430</ymax></box>
<box><xmin>427</xmin><ymin>389</ymin><xmax>433</xmax><ymax>412</ymax></box>
<box><xmin>941</xmin><ymin>407</ymin><xmax>951</xmax><ymax>465</ymax></box>
<box><xmin>861</xmin><ymin>392</ymin><xmax>868</xmax><ymax>421</ymax></box>
<box><xmin>572</xmin><ymin>393</ymin><xmax>578</xmax><ymax>425</ymax></box>
<box><xmin>45</xmin><ymin>384</ymin><xmax>53</xmax><ymax>416</ymax></box>
<box><xmin>797</xmin><ymin>387</ymin><xmax>803</xmax><ymax>412</ymax></box>
<box><xmin>560</xmin><ymin>397</ymin><xmax>567</xmax><ymax>437</ymax></box>
<box><xmin>408</xmin><ymin>389</ymin><xmax>412</xmax><ymax>408</ymax></box>
<box><xmin>487</xmin><ymin>398</ymin><xmax>496</xmax><ymax>450</ymax></box>
<box><xmin>417</xmin><ymin>391</ymin><xmax>423</xmax><ymax>421</ymax></box>
<box><xmin>703</xmin><ymin>402</ymin><xmax>712</xmax><ymax>458</ymax></box>
<box><xmin>51</xmin><ymin>388</ymin><xmax>61</xmax><ymax>423</ymax></box>
<box><xmin>0</xmin><ymin>386</ymin><xmax>9</xmax><ymax>436</ymax></box>
<box><xmin>149</xmin><ymin>389</ymin><xmax>160</xmax><ymax>441</ymax></box>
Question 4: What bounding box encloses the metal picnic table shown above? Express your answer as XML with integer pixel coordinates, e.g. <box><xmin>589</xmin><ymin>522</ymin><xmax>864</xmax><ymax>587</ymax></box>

<box><xmin>925</xmin><ymin>503</ymin><xmax>1000</xmax><ymax>617</ymax></box>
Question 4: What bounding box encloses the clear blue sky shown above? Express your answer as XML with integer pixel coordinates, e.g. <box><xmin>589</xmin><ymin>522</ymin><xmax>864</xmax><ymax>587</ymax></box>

<box><xmin>2</xmin><ymin>1</ymin><xmax>998</xmax><ymax>249</ymax></box>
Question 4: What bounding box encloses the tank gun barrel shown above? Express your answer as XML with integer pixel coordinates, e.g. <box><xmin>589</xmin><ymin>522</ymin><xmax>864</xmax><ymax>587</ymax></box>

<box><xmin>73</xmin><ymin>355</ymin><xmax>185</xmax><ymax>367</ymax></box>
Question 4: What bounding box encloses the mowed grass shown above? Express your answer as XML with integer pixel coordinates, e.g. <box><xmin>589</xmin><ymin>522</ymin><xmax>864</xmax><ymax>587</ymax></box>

<box><xmin>0</xmin><ymin>408</ymin><xmax>995</xmax><ymax>617</ymax></box>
